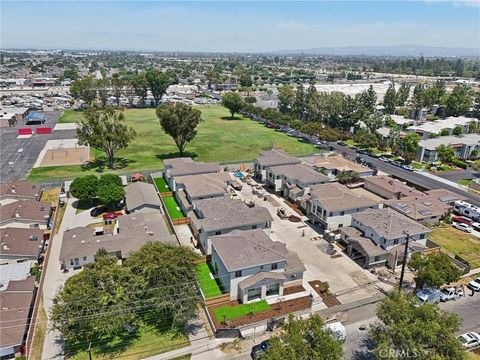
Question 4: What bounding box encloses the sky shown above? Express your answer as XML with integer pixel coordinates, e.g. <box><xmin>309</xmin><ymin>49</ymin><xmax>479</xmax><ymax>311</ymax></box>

<box><xmin>1</xmin><ymin>1</ymin><xmax>479</xmax><ymax>52</ymax></box>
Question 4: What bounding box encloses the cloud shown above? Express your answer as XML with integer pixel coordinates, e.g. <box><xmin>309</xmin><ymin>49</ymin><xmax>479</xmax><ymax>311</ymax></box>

<box><xmin>276</xmin><ymin>20</ymin><xmax>308</xmax><ymax>31</ymax></box>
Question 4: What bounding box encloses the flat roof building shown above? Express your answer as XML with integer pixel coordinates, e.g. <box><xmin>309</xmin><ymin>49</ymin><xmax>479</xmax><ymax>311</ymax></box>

<box><xmin>416</xmin><ymin>134</ymin><xmax>480</xmax><ymax>163</ymax></box>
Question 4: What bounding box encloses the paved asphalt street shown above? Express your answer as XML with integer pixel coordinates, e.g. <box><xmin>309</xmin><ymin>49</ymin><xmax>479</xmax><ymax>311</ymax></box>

<box><xmin>328</xmin><ymin>142</ymin><xmax>480</xmax><ymax>207</ymax></box>
<box><xmin>0</xmin><ymin>112</ymin><xmax>76</xmax><ymax>182</ymax></box>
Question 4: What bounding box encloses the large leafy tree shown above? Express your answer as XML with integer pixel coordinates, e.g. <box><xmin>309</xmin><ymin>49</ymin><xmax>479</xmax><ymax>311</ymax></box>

<box><xmin>277</xmin><ymin>84</ymin><xmax>295</xmax><ymax>114</ymax></box>
<box><xmin>145</xmin><ymin>68</ymin><xmax>170</xmax><ymax>106</ymax></box>
<box><xmin>435</xmin><ymin>144</ymin><xmax>456</xmax><ymax>164</ymax></box>
<box><xmin>156</xmin><ymin>102</ymin><xmax>202</xmax><ymax>156</ymax></box>
<box><xmin>129</xmin><ymin>72</ymin><xmax>149</xmax><ymax>105</ymax></box>
<box><xmin>408</xmin><ymin>252</ymin><xmax>462</xmax><ymax>289</ymax></box>
<box><xmin>399</xmin><ymin>132</ymin><xmax>421</xmax><ymax>162</ymax></box>
<box><xmin>69</xmin><ymin>175</ymin><xmax>98</xmax><ymax>202</ymax></box>
<box><xmin>77</xmin><ymin>107</ymin><xmax>137</xmax><ymax>168</ymax></box>
<box><xmin>95</xmin><ymin>78</ymin><xmax>110</xmax><ymax>107</ymax></box>
<box><xmin>363</xmin><ymin>113</ymin><xmax>383</xmax><ymax>133</ymax></box>
<box><xmin>369</xmin><ymin>291</ymin><xmax>466</xmax><ymax>360</ymax></box>
<box><xmin>221</xmin><ymin>91</ymin><xmax>243</xmax><ymax>119</ymax></box>
<box><xmin>261</xmin><ymin>314</ymin><xmax>343</xmax><ymax>360</ymax></box>
<box><xmin>294</xmin><ymin>84</ymin><xmax>306</xmax><ymax>119</ymax></box>
<box><xmin>111</xmin><ymin>74</ymin><xmax>124</xmax><ymax>106</ymax></box>
<box><xmin>383</xmin><ymin>82</ymin><xmax>397</xmax><ymax>114</ymax></box>
<box><xmin>51</xmin><ymin>253</ymin><xmax>139</xmax><ymax>346</ymax></box>
<box><xmin>125</xmin><ymin>243</ymin><xmax>200</xmax><ymax>329</ymax></box>
<box><xmin>70</xmin><ymin>76</ymin><xmax>97</xmax><ymax>105</ymax></box>
<box><xmin>396</xmin><ymin>83</ymin><xmax>411</xmax><ymax>106</ymax></box>
<box><xmin>444</xmin><ymin>85</ymin><xmax>472</xmax><ymax>117</ymax></box>
<box><xmin>97</xmin><ymin>183</ymin><xmax>125</xmax><ymax>206</ymax></box>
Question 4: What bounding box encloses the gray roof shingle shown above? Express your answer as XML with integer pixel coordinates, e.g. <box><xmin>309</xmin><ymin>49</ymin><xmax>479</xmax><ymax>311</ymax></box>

<box><xmin>255</xmin><ymin>149</ymin><xmax>301</xmax><ymax>168</ymax></box>
<box><xmin>125</xmin><ymin>182</ymin><xmax>161</xmax><ymax>211</ymax></box>
<box><xmin>238</xmin><ymin>272</ymin><xmax>286</xmax><ymax>290</ymax></box>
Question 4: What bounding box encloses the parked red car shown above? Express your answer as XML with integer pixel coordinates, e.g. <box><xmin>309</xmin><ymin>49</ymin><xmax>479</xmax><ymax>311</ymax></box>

<box><xmin>451</xmin><ymin>215</ymin><xmax>472</xmax><ymax>225</ymax></box>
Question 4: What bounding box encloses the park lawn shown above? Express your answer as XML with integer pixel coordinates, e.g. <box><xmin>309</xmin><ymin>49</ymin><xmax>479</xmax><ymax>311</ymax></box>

<box><xmin>163</xmin><ymin>196</ymin><xmax>184</xmax><ymax>220</ymax></box>
<box><xmin>213</xmin><ymin>301</ymin><xmax>270</xmax><ymax>322</ymax></box>
<box><xmin>70</xmin><ymin>324</ymin><xmax>189</xmax><ymax>360</ymax></box>
<box><xmin>154</xmin><ymin>177</ymin><xmax>171</xmax><ymax>193</ymax></box>
<box><xmin>196</xmin><ymin>263</ymin><xmax>222</xmax><ymax>299</ymax></box>
<box><xmin>429</xmin><ymin>228</ymin><xmax>480</xmax><ymax>269</ymax></box>
<box><xmin>28</xmin><ymin>106</ymin><xmax>317</xmax><ymax>182</ymax></box>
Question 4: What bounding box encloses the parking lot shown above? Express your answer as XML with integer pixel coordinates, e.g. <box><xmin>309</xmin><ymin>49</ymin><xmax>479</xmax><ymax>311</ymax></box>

<box><xmin>0</xmin><ymin>112</ymin><xmax>76</xmax><ymax>182</ymax></box>
<box><xmin>235</xmin><ymin>178</ymin><xmax>389</xmax><ymax>305</ymax></box>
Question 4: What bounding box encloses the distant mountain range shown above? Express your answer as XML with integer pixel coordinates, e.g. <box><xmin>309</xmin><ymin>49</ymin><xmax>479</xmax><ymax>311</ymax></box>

<box><xmin>271</xmin><ymin>45</ymin><xmax>480</xmax><ymax>57</ymax></box>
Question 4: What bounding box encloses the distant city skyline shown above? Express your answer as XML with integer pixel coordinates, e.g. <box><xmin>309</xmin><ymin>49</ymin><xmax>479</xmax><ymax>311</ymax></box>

<box><xmin>2</xmin><ymin>1</ymin><xmax>479</xmax><ymax>53</ymax></box>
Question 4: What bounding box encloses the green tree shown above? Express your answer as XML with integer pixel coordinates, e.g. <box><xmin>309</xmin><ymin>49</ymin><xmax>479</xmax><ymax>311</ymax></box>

<box><xmin>412</xmin><ymin>84</ymin><xmax>425</xmax><ymax>116</ymax></box>
<box><xmin>239</xmin><ymin>74</ymin><xmax>252</xmax><ymax>87</ymax></box>
<box><xmin>358</xmin><ymin>85</ymin><xmax>377</xmax><ymax>115</ymax></box>
<box><xmin>205</xmin><ymin>68</ymin><xmax>220</xmax><ymax>89</ymax></box>
<box><xmin>302</xmin><ymin>122</ymin><xmax>322</xmax><ymax>140</ymax></box>
<box><xmin>318</xmin><ymin>127</ymin><xmax>341</xmax><ymax>141</ymax></box>
<box><xmin>145</xmin><ymin>68</ymin><xmax>170</xmax><ymax>107</ymax></box>
<box><xmin>51</xmin><ymin>252</ymin><xmax>139</xmax><ymax>346</ymax></box>
<box><xmin>294</xmin><ymin>84</ymin><xmax>306</xmax><ymax>119</ymax></box>
<box><xmin>369</xmin><ymin>291</ymin><xmax>466</xmax><ymax>360</ymax></box>
<box><xmin>97</xmin><ymin>183</ymin><xmax>125</xmax><ymax>206</ymax></box>
<box><xmin>156</xmin><ymin>103</ymin><xmax>202</xmax><ymax>156</ymax></box>
<box><xmin>435</xmin><ymin>144</ymin><xmax>456</xmax><ymax>164</ymax></box>
<box><xmin>221</xmin><ymin>91</ymin><xmax>243</xmax><ymax>119</ymax></box>
<box><xmin>396</xmin><ymin>83</ymin><xmax>410</xmax><ymax>106</ymax></box>
<box><xmin>70</xmin><ymin>76</ymin><xmax>97</xmax><ymax>105</ymax></box>
<box><xmin>468</xmin><ymin>120</ymin><xmax>478</xmax><ymax>133</ymax></box>
<box><xmin>98</xmin><ymin>173</ymin><xmax>123</xmax><ymax>187</ymax></box>
<box><xmin>244</xmin><ymin>95</ymin><xmax>257</xmax><ymax>105</ymax></box>
<box><xmin>95</xmin><ymin>78</ymin><xmax>110</xmax><ymax>107</ymax></box>
<box><xmin>363</xmin><ymin>113</ymin><xmax>383</xmax><ymax>134</ymax></box>
<box><xmin>130</xmin><ymin>72</ymin><xmax>149</xmax><ymax>105</ymax></box>
<box><xmin>408</xmin><ymin>252</ymin><xmax>462</xmax><ymax>289</ymax></box>
<box><xmin>444</xmin><ymin>85</ymin><xmax>472</xmax><ymax>117</ymax></box>
<box><xmin>337</xmin><ymin>171</ymin><xmax>360</xmax><ymax>185</ymax></box>
<box><xmin>357</xmin><ymin>132</ymin><xmax>379</xmax><ymax>149</ymax></box>
<box><xmin>472</xmin><ymin>159</ymin><xmax>480</xmax><ymax>171</ymax></box>
<box><xmin>260</xmin><ymin>314</ymin><xmax>343</xmax><ymax>360</ymax></box>
<box><xmin>125</xmin><ymin>243</ymin><xmax>200</xmax><ymax>329</ymax></box>
<box><xmin>277</xmin><ymin>84</ymin><xmax>295</xmax><ymax>114</ymax></box>
<box><xmin>387</xmin><ymin>127</ymin><xmax>401</xmax><ymax>153</ymax></box>
<box><xmin>111</xmin><ymin>74</ymin><xmax>124</xmax><ymax>106</ymax></box>
<box><xmin>77</xmin><ymin>107</ymin><xmax>137</xmax><ymax>168</ymax></box>
<box><xmin>452</xmin><ymin>126</ymin><xmax>463</xmax><ymax>136</ymax></box>
<box><xmin>383</xmin><ymin>82</ymin><xmax>397</xmax><ymax>114</ymax></box>
<box><xmin>399</xmin><ymin>132</ymin><xmax>421</xmax><ymax>162</ymax></box>
<box><xmin>69</xmin><ymin>175</ymin><xmax>98</xmax><ymax>202</ymax></box>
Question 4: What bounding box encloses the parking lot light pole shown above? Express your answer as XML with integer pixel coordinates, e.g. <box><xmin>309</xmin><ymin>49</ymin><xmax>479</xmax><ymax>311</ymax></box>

<box><xmin>398</xmin><ymin>231</ymin><xmax>411</xmax><ymax>292</ymax></box>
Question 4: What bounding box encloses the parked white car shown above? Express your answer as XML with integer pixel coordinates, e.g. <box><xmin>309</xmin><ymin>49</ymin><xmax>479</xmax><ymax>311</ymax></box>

<box><xmin>468</xmin><ymin>277</ymin><xmax>480</xmax><ymax>292</ymax></box>
<box><xmin>457</xmin><ymin>332</ymin><xmax>480</xmax><ymax>349</ymax></box>
<box><xmin>401</xmin><ymin>165</ymin><xmax>414</xmax><ymax>171</ymax></box>
<box><xmin>452</xmin><ymin>222</ymin><xmax>473</xmax><ymax>233</ymax></box>
<box><xmin>440</xmin><ymin>287</ymin><xmax>463</xmax><ymax>302</ymax></box>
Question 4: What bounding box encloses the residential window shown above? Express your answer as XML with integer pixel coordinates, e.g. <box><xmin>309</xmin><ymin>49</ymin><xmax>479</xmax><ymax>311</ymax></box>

<box><xmin>394</xmin><ymin>239</ymin><xmax>399</xmax><ymax>245</ymax></box>
<box><xmin>340</xmin><ymin>211</ymin><xmax>345</xmax><ymax>216</ymax></box>
<box><xmin>235</xmin><ymin>270</ymin><xmax>242</xmax><ymax>278</ymax></box>
<box><xmin>260</xmin><ymin>266</ymin><xmax>264</xmax><ymax>270</ymax></box>
<box><xmin>374</xmin><ymin>256</ymin><xmax>380</xmax><ymax>262</ymax></box>
<box><xmin>252</xmin><ymin>225</ymin><xmax>257</xmax><ymax>229</ymax></box>
<box><xmin>420</xmin><ymin>234</ymin><xmax>425</xmax><ymax>239</ymax></box>
<box><xmin>271</xmin><ymin>263</ymin><xmax>278</xmax><ymax>270</ymax></box>
<box><xmin>338</xmin><ymin>224</ymin><xmax>343</xmax><ymax>228</ymax></box>
<box><xmin>83</xmin><ymin>257</ymin><xmax>87</xmax><ymax>261</ymax></box>
<box><xmin>329</xmin><ymin>212</ymin><xmax>333</xmax><ymax>217</ymax></box>
<box><xmin>215</xmin><ymin>231</ymin><xmax>221</xmax><ymax>235</ymax></box>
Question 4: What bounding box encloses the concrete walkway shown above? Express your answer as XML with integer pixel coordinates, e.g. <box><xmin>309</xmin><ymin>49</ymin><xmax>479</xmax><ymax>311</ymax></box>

<box><xmin>41</xmin><ymin>198</ymin><xmax>105</xmax><ymax>360</ymax></box>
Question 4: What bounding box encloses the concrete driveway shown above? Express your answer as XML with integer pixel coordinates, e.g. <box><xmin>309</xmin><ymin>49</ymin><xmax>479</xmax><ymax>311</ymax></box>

<box><xmin>235</xmin><ymin>179</ymin><xmax>387</xmax><ymax>305</ymax></box>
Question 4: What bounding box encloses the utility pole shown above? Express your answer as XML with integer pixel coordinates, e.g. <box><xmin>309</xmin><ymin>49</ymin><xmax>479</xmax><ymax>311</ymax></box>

<box><xmin>87</xmin><ymin>341</ymin><xmax>92</xmax><ymax>360</ymax></box>
<box><xmin>398</xmin><ymin>231</ymin><xmax>411</xmax><ymax>292</ymax></box>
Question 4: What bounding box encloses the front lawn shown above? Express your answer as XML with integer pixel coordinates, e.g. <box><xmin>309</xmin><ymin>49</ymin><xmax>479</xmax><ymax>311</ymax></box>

<box><xmin>29</xmin><ymin>106</ymin><xmax>317</xmax><ymax>181</ymax></box>
<box><xmin>154</xmin><ymin>177</ymin><xmax>171</xmax><ymax>193</ymax></box>
<box><xmin>458</xmin><ymin>179</ymin><xmax>472</xmax><ymax>186</ymax></box>
<box><xmin>163</xmin><ymin>196</ymin><xmax>184</xmax><ymax>220</ymax></box>
<box><xmin>213</xmin><ymin>301</ymin><xmax>270</xmax><ymax>322</ymax></box>
<box><xmin>410</xmin><ymin>161</ymin><xmax>427</xmax><ymax>170</ymax></box>
<box><xmin>429</xmin><ymin>227</ymin><xmax>480</xmax><ymax>269</ymax></box>
<box><xmin>196</xmin><ymin>263</ymin><xmax>222</xmax><ymax>299</ymax></box>
<box><xmin>69</xmin><ymin>323</ymin><xmax>189</xmax><ymax>360</ymax></box>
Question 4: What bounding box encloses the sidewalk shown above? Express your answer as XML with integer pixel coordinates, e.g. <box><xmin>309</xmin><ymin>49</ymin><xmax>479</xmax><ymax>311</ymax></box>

<box><xmin>416</xmin><ymin>170</ymin><xmax>466</xmax><ymax>190</ymax></box>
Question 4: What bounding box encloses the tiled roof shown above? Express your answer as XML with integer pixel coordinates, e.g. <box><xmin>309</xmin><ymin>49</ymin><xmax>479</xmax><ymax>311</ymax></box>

<box><xmin>125</xmin><ymin>182</ymin><xmax>161</xmax><ymax>211</ymax></box>
<box><xmin>164</xmin><ymin>157</ymin><xmax>219</xmax><ymax>176</ymax></box>
<box><xmin>309</xmin><ymin>183</ymin><xmax>379</xmax><ymax>212</ymax></box>
<box><xmin>0</xmin><ymin>200</ymin><xmax>51</xmax><ymax>222</ymax></box>
<box><xmin>269</xmin><ymin>163</ymin><xmax>330</xmax><ymax>184</ymax></box>
<box><xmin>255</xmin><ymin>149</ymin><xmax>301</xmax><ymax>167</ymax></box>
<box><xmin>238</xmin><ymin>272</ymin><xmax>286</xmax><ymax>291</ymax></box>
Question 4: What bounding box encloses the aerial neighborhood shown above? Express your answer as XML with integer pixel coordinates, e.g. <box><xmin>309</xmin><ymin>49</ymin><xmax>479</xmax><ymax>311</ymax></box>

<box><xmin>1</xmin><ymin>3</ymin><xmax>480</xmax><ymax>358</ymax></box>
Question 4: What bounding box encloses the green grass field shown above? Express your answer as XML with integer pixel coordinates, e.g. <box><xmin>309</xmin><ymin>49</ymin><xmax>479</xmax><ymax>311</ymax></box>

<box><xmin>430</xmin><ymin>228</ymin><xmax>480</xmax><ymax>269</ymax></box>
<box><xmin>69</xmin><ymin>323</ymin><xmax>189</xmax><ymax>360</ymax></box>
<box><xmin>154</xmin><ymin>177</ymin><xmax>171</xmax><ymax>193</ymax></box>
<box><xmin>458</xmin><ymin>179</ymin><xmax>472</xmax><ymax>186</ymax></box>
<box><xmin>196</xmin><ymin>263</ymin><xmax>222</xmax><ymax>299</ymax></box>
<box><xmin>213</xmin><ymin>301</ymin><xmax>270</xmax><ymax>322</ymax></box>
<box><xmin>28</xmin><ymin>106</ymin><xmax>317</xmax><ymax>182</ymax></box>
<box><xmin>163</xmin><ymin>196</ymin><xmax>184</xmax><ymax>220</ymax></box>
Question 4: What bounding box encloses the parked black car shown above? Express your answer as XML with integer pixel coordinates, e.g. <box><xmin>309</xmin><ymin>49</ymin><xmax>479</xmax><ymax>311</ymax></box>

<box><xmin>251</xmin><ymin>340</ymin><xmax>269</xmax><ymax>359</ymax></box>
<box><xmin>90</xmin><ymin>205</ymin><xmax>109</xmax><ymax>217</ymax></box>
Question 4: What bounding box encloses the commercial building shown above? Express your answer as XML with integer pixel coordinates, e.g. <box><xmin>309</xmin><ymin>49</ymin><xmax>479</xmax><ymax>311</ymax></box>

<box><xmin>416</xmin><ymin>134</ymin><xmax>480</xmax><ymax>163</ymax></box>
<box><xmin>210</xmin><ymin>229</ymin><xmax>305</xmax><ymax>302</ymax></box>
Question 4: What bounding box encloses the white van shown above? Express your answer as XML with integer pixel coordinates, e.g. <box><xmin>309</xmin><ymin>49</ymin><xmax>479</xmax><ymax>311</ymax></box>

<box><xmin>323</xmin><ymin>321</ymin><xmax>347</xmax><ymax>342</ymax></box>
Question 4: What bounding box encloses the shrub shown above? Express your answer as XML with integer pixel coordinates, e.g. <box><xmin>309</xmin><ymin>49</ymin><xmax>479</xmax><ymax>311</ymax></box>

<box><xmin>451</xmin><ymin>159</ymin><xmax>468</xmax><ymax>169</ymax></box>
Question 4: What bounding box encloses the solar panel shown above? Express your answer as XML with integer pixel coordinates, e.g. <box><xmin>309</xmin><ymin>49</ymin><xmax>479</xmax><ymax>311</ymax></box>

<box><xmin>419</xmin><ymin>209</ymin><xmax>432</xmax><ymax>216</ymax></box>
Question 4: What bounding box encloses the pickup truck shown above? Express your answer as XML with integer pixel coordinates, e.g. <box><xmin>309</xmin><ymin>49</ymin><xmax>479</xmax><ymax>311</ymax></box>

<box><xmin>413</xmin><ymin>287</ymin><xmax>441</xmax><ymax>306</ymax></box>
<box><xmin>440</xmin><ymin>287</ymin><xmax>463</xmax><ymax>302</ymax></box>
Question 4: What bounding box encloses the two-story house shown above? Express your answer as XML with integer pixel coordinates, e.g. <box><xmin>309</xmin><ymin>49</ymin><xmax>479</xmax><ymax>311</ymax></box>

<box><xmin>303</xmin><ymin>183</ymin><xmax>380</xmax><ymax>232</ymax></box>
<box><xmin>190</xmin><ymin>196</ymin><xmax>273</xmax><ymax>254</ymax></box>
<box><xmin>210</xmin><ymin>229</ymin><xmax>305</xmax><ymax>303</ymax></box>
<box><xmin>253</xmin><ymin>149</ymin><xmax>300</xmax><ymax>182</ymax></box>
<box><xmin>174</xmin><ymin>172</ymin><xmax>232</xmax><ymax>213</ymax></box>
<box><xmin>266</xmin><ymin>163</ymin><xmax>330</xmax><ymax>201</ymax></box>
<box><xmin>163</xmin><ymin>157</ymin><xmax>220</xmax><ymax>191</ymax></box>
<box><xmin>341</xmin><ymin>208</ymin><xmax>431</xmax><ymax>268</ymax></box>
